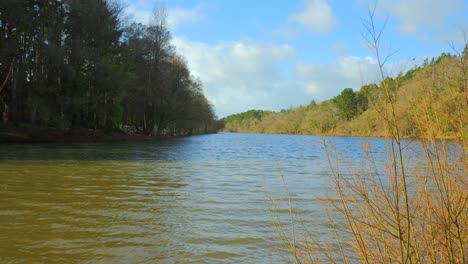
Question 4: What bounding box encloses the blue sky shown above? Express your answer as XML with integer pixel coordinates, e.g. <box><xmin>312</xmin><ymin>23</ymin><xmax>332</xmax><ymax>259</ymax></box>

<box><xmin>122</xmin><ymin>0</ymin><xmax>468</xmax><ymax>117</ymax></box>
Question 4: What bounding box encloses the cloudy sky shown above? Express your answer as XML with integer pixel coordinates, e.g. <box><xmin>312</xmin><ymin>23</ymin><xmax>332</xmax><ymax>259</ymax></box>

<box><xmin>122</xmin><ymin>0</ymin><xmax>468</xmax><ymax>117</ymax></box>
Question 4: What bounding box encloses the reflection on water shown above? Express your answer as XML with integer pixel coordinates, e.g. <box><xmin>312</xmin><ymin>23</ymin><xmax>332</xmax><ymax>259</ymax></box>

<box><xmin>0</xmin><ymin>133</ymin><xmax>385</xmax><ymax>263</ymax></box>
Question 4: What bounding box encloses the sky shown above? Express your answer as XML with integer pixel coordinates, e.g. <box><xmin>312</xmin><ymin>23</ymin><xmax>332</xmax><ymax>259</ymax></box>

<box><xmin>122</xmin><ymin>0</ymin><xmax>468</xmax><ymax>118</ymax></box>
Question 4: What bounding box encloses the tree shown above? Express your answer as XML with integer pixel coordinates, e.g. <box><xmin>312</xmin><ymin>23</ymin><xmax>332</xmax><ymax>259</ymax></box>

<box><xmin>334</xmin><ymin>88</ymin><xmax>358</xmax><ymax>120</ymax></box>
<box><xmin>355</xmin><ymin>90</ymin><xmax>368</xmax><ymax>114</ymax></box>
<box><xmin>64</xmin><ymin>0</ymin><xmax>124</xmax><ymax>130</ymax></box>
<box><xmin>142</xmin><ymin>5</ymin><xmax>174</xmax><ymax>135</ymax></box>
<box><xmin>0</xmin><ymin>0</ymin><xmax>218</xmax><ymax>135</ymax></box>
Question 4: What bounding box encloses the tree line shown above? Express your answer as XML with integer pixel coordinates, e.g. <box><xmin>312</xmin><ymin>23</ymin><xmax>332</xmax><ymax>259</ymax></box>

<box><xmin>223</xmin><ymin>49</ymin><xmax>467</xmax><ymax>139</ymax></box>
<box><xmin>0</xmin><ymin>0</ymin><xmax>219</xmax><ymax>136</ymax></box>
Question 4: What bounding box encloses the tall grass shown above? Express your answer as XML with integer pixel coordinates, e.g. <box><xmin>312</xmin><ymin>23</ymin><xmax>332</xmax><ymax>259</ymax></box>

<box><xmin>268</xmin><ymin>10</ymin><xmax>467</xmax><ymax>264</ymax></box>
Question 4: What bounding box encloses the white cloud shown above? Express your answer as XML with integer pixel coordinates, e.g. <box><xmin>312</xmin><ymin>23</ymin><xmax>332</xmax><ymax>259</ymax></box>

<box><xmin>295</xmin><ymin>56</ymin><xmax>380</xmax><ymax>97</ymax></box>
<box><xmin>167</xmin><ymin>7</ymin><xmax>204</xmax><ymax>29</ymax></box>
<box><xmin>305</xmin><ymin>83</ymin><xmax>320</xmax><ymax>94</ymax></box>
<box><xmin>362</xmin><ymin>0</ymin><xmax>467</xmax><ymax>40</ymax></box>
<box><xmin>173</xmin><ymin>37</ymin><xmax>385</xmax><ymax>117</ymax></box>
<box><xmin>124</xmin><ymin>5</ymin><xmax>152</xmax><ymax>25</ymax></box>
<box><xmin>123</xmin><ymin>3</ymin><xmax>203</xmax><ymax>29</ymax></box>
<box><xmin>289</xmin><ymin>0</ymin><xmax>337</xmax><ymax>33</ymax></box>
<box><xmin>173</xmin><ymin>37</ymin><xmax>299</xmax><ymax>116</ymax></box>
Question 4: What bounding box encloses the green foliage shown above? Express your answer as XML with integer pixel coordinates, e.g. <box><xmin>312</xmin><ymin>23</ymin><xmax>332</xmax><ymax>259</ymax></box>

<box><xmin>306</xmin><ymin>99</ymin><xmax>317</xmax><ymax>110</ymax></box>
<box><xmin>221</xmin><ymin>50</ymin><xmax>465</xmax><ymax>139</ymax></box>
<box><xmin>0</xmin><ymin>1</ymin><xmax>217</xmax><ymax>135</ymax></box>
<box><xmin>223</xmin><ymin>110</ymin><xmax>273</xmax><ymax>124</ymax></box>
<box><xmin>332</xmin><ymin>88</ymin><xmax>368</xmax><ymax>120</ymax></box>
<box><xmin>355</xmin><ymin>91</ymin><xmax>368</xmax><ymax>114</ymax></box>
<box><xmin>333</xmin><ymin>88</ymin><xmax>358</xmax><ymax>120</ymax></box>
<box><xmin>402</xmin><ymin>67</ymin><xmax>420</xmax><ymax>81</ymax></box>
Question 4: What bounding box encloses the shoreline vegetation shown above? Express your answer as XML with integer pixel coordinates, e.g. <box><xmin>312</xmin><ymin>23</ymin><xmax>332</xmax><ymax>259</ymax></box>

<box><xmin>0</xmin><ymin>124</ymin><xmax>216</xmax><ymax>144</ymax></box>
<box><xmin>0</xmin><ymin>126</ymin><xmax>218</xmax><ymax>144</ymax></box>
<box><xmin>0</xmin><ymin>1</ymin><xmax>221</xmax><ymax>144</ymax></box>
<box><xmin>0</xmin><ymin>126</ymin><xmax>150</xmax><ymax>144</ymax></box>
<box><xmin>222</xmin><ymin>48</ymin><xmax>467</xmax><ymax>141</ymax></box>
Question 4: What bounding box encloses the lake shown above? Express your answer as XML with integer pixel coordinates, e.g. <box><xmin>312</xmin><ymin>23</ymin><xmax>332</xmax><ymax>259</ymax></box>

<box><xmin>0</xmin><ymin>133</ymin><xmax>385</xmax><ymax>263</ymax></box>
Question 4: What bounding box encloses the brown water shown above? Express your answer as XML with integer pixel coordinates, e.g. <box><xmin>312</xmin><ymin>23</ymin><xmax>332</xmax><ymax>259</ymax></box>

<box><xmin>0</xmin><ymin>133</ymin><xmax>376</xmax><ymax>263</ymax></box>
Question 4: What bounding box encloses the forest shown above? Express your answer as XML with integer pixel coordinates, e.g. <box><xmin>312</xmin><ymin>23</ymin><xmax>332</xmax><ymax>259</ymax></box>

<box><xmin>0</xmin><ymin>0</ymin><xmax>219</xmax><ymax>138</ymax></box>
<box><xmin>223</xmin><ymin>49</ymin><xmax>468</xmax><ymax>140</ymax></box>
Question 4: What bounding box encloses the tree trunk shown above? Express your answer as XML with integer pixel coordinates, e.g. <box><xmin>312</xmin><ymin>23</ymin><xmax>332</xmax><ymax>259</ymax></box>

<box><xmin>143</xmin><ymin>111</ymin><xmax>147</xmax><ymax>134</ymax></box>
<box><xmin>11</xmin><ymin>59</ymin><xmax>18</xmax><ymax>124</ymax></box>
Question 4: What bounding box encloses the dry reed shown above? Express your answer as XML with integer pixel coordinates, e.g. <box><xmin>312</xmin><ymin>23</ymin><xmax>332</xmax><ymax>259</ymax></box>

<box><xmin>268</xmin><ymin>8</ymin><xmax>467</xmax><ymax>264</ymax></box>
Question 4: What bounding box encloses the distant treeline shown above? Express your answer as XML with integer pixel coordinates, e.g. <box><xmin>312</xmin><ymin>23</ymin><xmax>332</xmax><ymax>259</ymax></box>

<box><xmin>0</xmin><ymin>0</ymin><xmax>220</xmax><ymax>136</ymax></box>
<box><xmin>223</xmin><ymin>50</ymin><xmax>468</xmax><ymax>139</ymax></box>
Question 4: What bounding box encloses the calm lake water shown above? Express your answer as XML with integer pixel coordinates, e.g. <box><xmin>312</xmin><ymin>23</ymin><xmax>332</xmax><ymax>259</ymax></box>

<box><xmin>0</xmin><ymin>133</ymin><xmax>386</xmax><ymax>263</ymax></box>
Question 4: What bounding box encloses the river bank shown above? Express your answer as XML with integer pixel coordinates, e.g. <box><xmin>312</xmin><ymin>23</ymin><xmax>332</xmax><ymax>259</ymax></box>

<box><xmin>0</xmin><ymin>126</ymin><xmax>163</xmax><ymax>144</ymax></box>
<box><xmin>0</xmin><ymin>126</ymin><xmax>219</xmax><ymax>144</ymax></box>
<box><xmin>222</xmin><ymin>129</ymin><xmax>460</xmax><ymax>141</ymax></box>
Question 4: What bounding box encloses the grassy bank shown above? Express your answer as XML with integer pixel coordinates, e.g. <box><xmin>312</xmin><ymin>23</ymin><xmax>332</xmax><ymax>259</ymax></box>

<box><xmin>223</xmin><ymin>48</ymin><xmax>467</xmax><ymax>141</ymax></box>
